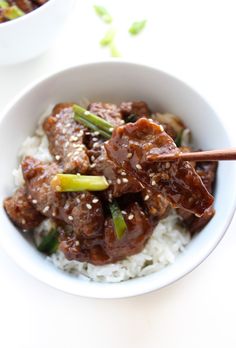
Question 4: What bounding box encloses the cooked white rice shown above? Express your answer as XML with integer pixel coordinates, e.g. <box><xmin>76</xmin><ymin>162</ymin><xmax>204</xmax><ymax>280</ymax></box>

<box><xmin>14</xmin><ymin>112</ymin><xmax>191</xmax><ymax>283</ymax></box>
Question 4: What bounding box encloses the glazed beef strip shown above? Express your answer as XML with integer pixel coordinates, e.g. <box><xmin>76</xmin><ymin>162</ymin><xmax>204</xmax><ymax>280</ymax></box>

<box><xmin>141</xmin><ymin>189</ymin><xmax>170</xmax><ymax>219</ymax></box>
<box><xmin>3</xmin><ymin>186</ymin><xmax>44</xmax><ymax>231</ymax></box>
<box><xmin>90</xmin><ymin>147</ymin><xmax>143</xmax><ymax>200</ymax></box>
<box><xmin>21</xmin><ymin>156</ymin><xmax>104</xmax><ymax>239</ymax></box>
<box><xmin>43</xmin><ymin>104</ymin><xmax>90</xmax><ymax>174</ymax></box>
<box><xmin>120</xmin><ymin>101</ymin><xmax>151</xmax><ymax>121</ymax></box>
<box><xmin>14</xmin><ymin>0</ymin><xmax>34</xmax><ymax>12</ymax></box>
<box><xmin>105</xmin><ymin>118</ymin><xmax>213</xmax><ymax>216</ymax></box>
<box><xmin>88</xmin><ymin>102</ymin><xmax>124</xmax><ymax>127</ymax></box>
<box><xmin>178</xmin><ymin>161</ymin><xmax>217</xmax><ymax>234</ymax></box>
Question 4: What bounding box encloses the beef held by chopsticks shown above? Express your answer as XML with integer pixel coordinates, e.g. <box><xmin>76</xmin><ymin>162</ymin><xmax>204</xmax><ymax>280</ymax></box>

<box><xmin>105</xmin><ymin>118</ymin><xmax>213</xmax><ymax>216</ymax></box>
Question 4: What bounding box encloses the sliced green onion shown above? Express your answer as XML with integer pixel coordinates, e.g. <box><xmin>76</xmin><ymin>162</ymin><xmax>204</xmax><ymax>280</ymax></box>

<box><xmin>109</xmin><ymin>201</ymin><xmax>127</xmax><ymax>240</ymax></box>
<box><xmin>129</xmin><ymin>20</ymin><xmax>147</xmax><ymax>35</ymax></box>
<box><xmin>38</xmin><ymin>229</ymin><xmax>59</xmax><ymax>255</ymax></box>
<box><xmin>93</xmin><ymin>5</ymin><xmax>112</xmax><ymax>24</ymax></box>
<box><xmin>74</xmin><ymin>112</ymin><xmax>111</xmax><ymax>139</ymax></box>
<box><xmin>51</xmin><ymin>174</ymin><xmax>109</xmax><ymax>192</ymax></box>
<box><xmin>0</xmin><ymin>1</ymin><xmax>9</xmax><ymax>9</ymax></box>
<box><xmin>126</xmin><ymin>114</ymin><xmax>138</xmax><ymax>123</ymax></box>
<box><xmin>4</xmin><ymin>5</ymin><xmax>25</xmax><ymax>20</ymax></box>
<box><xmin>109</xmin><ymin>42</ymin><xmax>121</xmax><ymax>57</ymax></box>
<box><xmin>73</xmin><ymin>104</ymin><xmax>113</xmax><ymax>134</ymax></box>
<box><xmin>100</xmin><ymin>27</ymin><xmax>116</xmax><ymax>46</ymax></box>
<box><xmin>175</xmin><ymin>129</ymin><xmax>184</xmax><ymax>147</ymax></box>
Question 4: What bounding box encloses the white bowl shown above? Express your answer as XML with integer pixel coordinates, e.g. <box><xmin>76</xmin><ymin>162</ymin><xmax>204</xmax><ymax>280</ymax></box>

<box><xmin>0</xmin><ymin>61</ymin><xmax>235</xmax><ymax>298</ymax></box>
<box><xmin>0</xmin><ymin>0</ymin><xmax>75</xmax><ymax>65</ymax></box>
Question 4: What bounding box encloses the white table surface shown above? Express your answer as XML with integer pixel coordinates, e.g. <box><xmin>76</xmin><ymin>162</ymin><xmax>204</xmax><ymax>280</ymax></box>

<box><xmin>1</xmin><ymin>1</ymin><xmax>236</xmax><ymax>347</ymax></box>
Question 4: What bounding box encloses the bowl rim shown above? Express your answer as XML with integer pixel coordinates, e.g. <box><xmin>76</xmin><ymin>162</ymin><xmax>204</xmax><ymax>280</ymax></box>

<box><xmin>1</xmin><ymin>60</ymin><xmax>236</xmax><ymax>299</ymax></box>
<box><xmin>0</xmin><ymin>0</ymin><xmax>64</xmax><ymax>29</ymax></box>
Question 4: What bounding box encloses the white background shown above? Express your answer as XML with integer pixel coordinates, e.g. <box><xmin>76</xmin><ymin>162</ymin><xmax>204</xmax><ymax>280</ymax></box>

<box><xmin>0</xmin><ymin>1</ymin><xmax>236</xmax><ymax>347</ymax></box>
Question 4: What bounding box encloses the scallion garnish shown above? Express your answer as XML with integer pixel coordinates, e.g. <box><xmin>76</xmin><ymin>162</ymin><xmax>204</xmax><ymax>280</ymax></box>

<box><xmin>109</xmin><ymin>42</ymin><xmax>121</xmax><ymax>57</ymax></box>
<box><xmin>73</xmin><ymin>104</ymin><xmax>113</xmax><ymax>138</ymax></box>
<box><xmin>0</xmin><ymin>1</ymin><xmax>9</xmax><ymax>9</ymax></box>
<box><xmin>100</xmin><ymin>27</ymin><xmax>116</xmax><ymax>46</ymax></box>
<box><xmin>129</xmin><ymin>20</ymin><xmax>147</xmax><ymax>35</ymax></box>
<box><xmin>37</xmin><ymin>229</ymin><xmax>59</xmax><ymax>255</ymax></box>
<box><xmin>109</xmin><ymin>201</ymin><xmax>127</xmax><ymax>240</ymax></box>
<box><xmin>51</xmin><ymin>174</ymin><xmax>109</xmax><ymax>192</ymax></box>
<box><xmin>175</xmin><ymin>129</ymin><xmax>184</xmax><ymax>147</ymax></box>
<box><xmin>93</xmin><ymin>5</ymin><xmax>112</xmax><ymax>24</ymax></box>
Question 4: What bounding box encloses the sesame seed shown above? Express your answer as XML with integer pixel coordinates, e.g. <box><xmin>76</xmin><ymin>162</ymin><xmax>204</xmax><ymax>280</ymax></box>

<box><xmin>52</xmin><ymin>212</ymin><xmax>56</xmax><ymax>217</ymax></box>
<box><xmin>86</xmin><ymin>203</ymin><xmax>92</xmax><ymax>210</ymax></box>
<box><xmin>93</xmin><ymin>142</ymin><xmax>100</xmax><ymax>148</ymax></box>
<box><xmin>121</xmin><ymin>171</ymin><xmax>127</xmax><ymax>176</ymax></box>
<box><xmin>159</xmin><ymin>125</ymin><xmax>164</xmax><ymax>132</ymax></box>
<box><xmin>32</xmin><ymin>199</ymin><xmax>37</xmax><ymax>204</ymax></box>
<box><xmin>70</xmin><ymin>135</ymin><xmax>78</xmax><ymax>142</ymax></box>
<box><xmin>151</xmin><ymin>180</ymin><xmax>156</xmax><ymax>186</ymax></box>
<box><xmin>94</xmin><ymin>131</ymin><xmax>99</xmax><ymax>136</ymax></box>
<box><xmin>165</xmin><ymin>162</ymin><xmax>170</xmax><ymax>169</ymax></box>
<box><xmin>68</xmin><ymin>215</ymin><xmax>74</xmax><ymax>221</ymax></box>
<box><xmin>122</xmin><ymin>178</ymin><xmax>128</xmax><ymax>183</ymax></box>
<box><xmin>84</xmin><ymin>110</ymin><xmax>90</xmax><ymax>115</ymax></box>
<box><xmin>108</xmin><ymin>180</ymin><xmax>112</xmax><ymax>184</ymax></box>
<box><xmin>21</xmin><ymin>219</ymin><xmax>26</xmax><ymax>225</ymax></box>
<box><xmin>92</xmin><ymin>137</ymin><xmax>98</xmax><ymax>142</ymax></box>
<box><xmin>62</xmin><ymin>129</ymin><xmax>66</xmax><ymax>135</ymax></box>
<box><xmin>91</xmin><ymin>155</ymin><xmax>95</xmax><ymax>162</ymax></box>
<box><xmin>55</xmin><ymin>155</ymin><xmax>61</xmax><ymax>161</ymax></box>
<box><xmin>28</xmin><ymin>195</ymin><xmax>32</xmax><ymax>200</ymax></box>
<box><xmin>136</xmin><ymin>164</ymin><xmax>142</xmax><ymax>170</ymax></box>
<box><xmin>127</xmin><ymin>153</ymin><xmax>132</xmax><ymax>159</ymax></box>
<box><xmin>149</xmin><ymin>173</ymin><xmax>154</xmax><ymax>177</ymax></box>
<box><xmin>90</xmin><ymin>163</ymin><xmax>96</xmax><ymax>168</ymax></box>
<box><xmin>116</xmin><ymin>178</ymin><xmax>121</xmax><ymax>184</ymax></box>
<box><xmin>108</xmin><ymin>193</ymin><xmax>112</xmax><ymax>202</ymax></box>
<box><xmin>65</xmin><ymin>141</ymin><xmax>69</xmax><ymax>148</ymax></box>
<box><xmin>73</xmin><ymin>144</ymin><xmax>80</xmax><ymax>148</ymax></box>
<box><xmin>92</xmin><ymin>198</ymin><xmax>99</xmax><ymax>204</ymax></box>
<box><xmin>43</xmin><ymin>206</ymin><xmax>50</xmax><ymax>213</ymax></box>
<box><xmin>128</xmin><ymin>214</ymin><xmax>134</xmax><ymax>220</ymax></box>
<box><xmin>120</xmin><ymin>120</ymin><xmax>125</xmax><ymax>124</ymax></box>
<box><xmin>81</xmin><ymin>193</ymin><xmax>85</xmax><ymax>199</ymax></box>
<box><xmin>144</xmin><ymin>195</ymin><xmax>150</xmax><ymax>201</ymax></box>
<box><xmin>76</xmin><ymin>198</ymin><xmax>81</xmax><ymax>204</ymax></box>
<box><xmin>109</xmin><ymin>128</ymin><xmax>114</xmax><ymax>132</ymax></box>
<box><xmin>67</xmin><ymin>152</ymin><xmax>72</xmax><ymax>157</ymax></box>
<box><xmin>150</xmin><ymin>207</ymin><xmax>158</xmax><ymax>214</ymax></box>
<box><xmin>75</xmin><ymin>240</ymin><xmax>80</xmax><ymax>246</ymax></box>
<box><xmin>65</xmin><ymin>123</ymin><xmax>71</xmax><ymax>128</ymax></box>
<box><xmin>121</xmin><ymin>210</ymin><xmax>127</xmax><ymax>215</ymax></box>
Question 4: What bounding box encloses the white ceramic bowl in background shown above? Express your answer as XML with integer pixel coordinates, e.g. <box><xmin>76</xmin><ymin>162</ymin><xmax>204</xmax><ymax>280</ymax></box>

<box><xmin>0</xmin><ymin>61</ymin><xmax>235</xmax><ymax>298</ymax></box>
<box><xmin>0</xmin><ymin>0</ymin><xmax>75</xmax><ymax>65</ymax></box>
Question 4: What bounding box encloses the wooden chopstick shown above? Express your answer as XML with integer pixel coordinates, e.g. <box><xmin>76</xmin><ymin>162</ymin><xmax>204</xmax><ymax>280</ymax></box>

<box><xmin>147</xmin><ymin>148</ymin><xmax>236</xmax><ymax>162</ymax></box>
